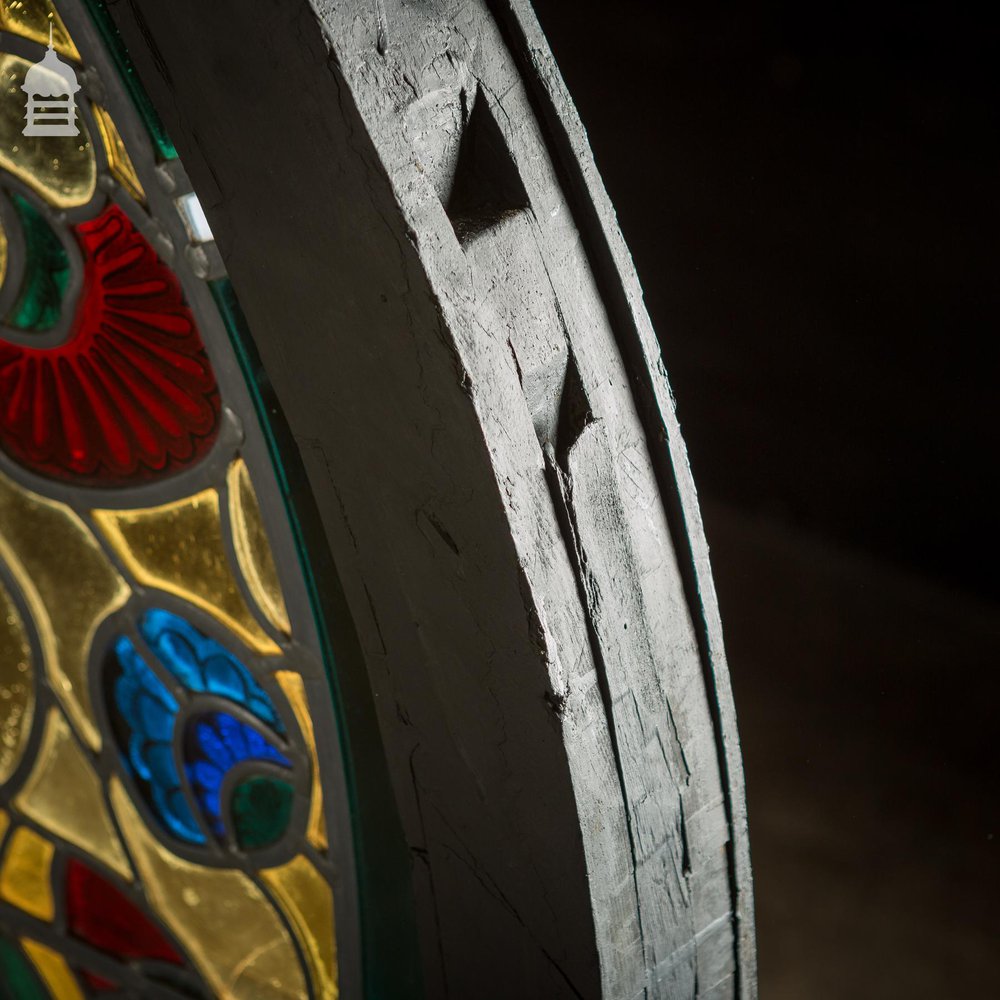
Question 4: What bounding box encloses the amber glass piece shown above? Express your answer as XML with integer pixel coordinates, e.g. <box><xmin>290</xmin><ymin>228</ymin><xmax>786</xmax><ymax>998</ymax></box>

<box><xmin>110</xmin><ymin>777</ymin><xmax>308</xmax><ymax>1000</ymax></box>
<box><xmin>93</xmin><ymin>490</ymin><xmax>281</xmax><ymax>657</ymax></box>
<box><xmin>0</xmin><ymin>469</ymin><xmax>129</xmax><ymax>751</ymax></box>
<box><xmin>20</xmin><ymin>939</ymin><xmax>85</xmax><ymax>1000</ymax></box>
<box><xmin>14</xmin><ymin>708</ymin><xmax>132</xmax><ymax>881</ymax></box>
<box><xmin>0</xmin><ymin>54</ymin><xmax>95</xmax><ymax>209</ymax></box>
<box><xmin>227</xmin><ymin>459</ymin><xmax>291</xmax><ymax>638</ymax></box>
<box><xmin>0</xmin><ymin>826</ymin><xmax>54</xmax><ymax>920</ymax></box>
<box><xmin>0</xmin><ymin>808</ymin><xmax>9</xmax><ymax>843</ymax></box>
<box><xmin>0</xmin><ymin>213</ymin><xmax>7</xmax><ymax>288</ymax></box>
<box><xmin>0</xmin><ymin>577</ymin><xmax>33</xmax><ymax>785</ymax></box>
<box><xmin>262</xmin><ymin>855</ymin><xmax>338</xmax><ymax>1000</ymax></box>
<box><xmin>275</xmin><ymin>670</ymin><xmax>328</xmax><ymax>852</ymax></box>
<box><xmin>0</xmin><ymin>2</ymin><xmax>81</xmax><ymax>61</ymax></box>
<box><xmin>92</xmin><ymin>102</ymin><xmax>145</xmax><ymax>203</ymax></box>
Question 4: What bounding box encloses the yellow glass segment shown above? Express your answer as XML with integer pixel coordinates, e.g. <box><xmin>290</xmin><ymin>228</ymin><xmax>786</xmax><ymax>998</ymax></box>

<box><xmin>0</xmin><ymin>54</ymin><xmax>96</xmax><ymax>209</ymax></box>
<box><xmin>0</xmin><ymin>213</ymin><xmax>7</xmax><ymax>287</ymax></box>
<box><xmin>0</xmin><ymin>1</ymin><xmax>81</xmax><ymax>61</ymax></box>
<box><xmin>275</xmin><ymin>670</ymin><xmax>328</xmax><ymax>852</ymax></box>
<box><xmin>0</xmin><ymin>470</ymin><xmax>129</xmax><ymax>752</ymax></box>
<box><xmin>0</xmin><ymin>809</ymin><xmax>9</xmax><ymax>843</ymax></box>
<box><xmin>21</xmin><ymin>939</ymin><xmax>85</xmax><ymax>1000</ymax></box>
<box><xmin>110</xmin><ymin>778</ymin><xmax>308</xmax><ymax>1000</ymax></box>
<box><xmin>0</xmin><ymin>826</ymin><xmax>54</xmax><ymax>920</ymax></box>
<box><xmin>92</xmin><ymin>102</ymin><xmax>145</xmax><ymax>203</ymax></box>
<box><xmin>93</xmin><ymin>490</ymin><xmax>282</xmax><ymax>657</ymax></box>
<box><xmin>228</xmin><ymin>459</ymin><xmax>291</xmax><ymax>638</ymax></box>
<box><xmin>14</xmin><ymin>707</ymin><xmax>132</xmax><ymax>881</ymax></box>
<box><xmin>0</xmin><ymin>577</ymin><xmax>33</xmax><ymax>785</ymax></box>
<box><xmin>262</xmin><ymin>855</ymin><xmax>338</xmax><ymax>1000</ymax></box>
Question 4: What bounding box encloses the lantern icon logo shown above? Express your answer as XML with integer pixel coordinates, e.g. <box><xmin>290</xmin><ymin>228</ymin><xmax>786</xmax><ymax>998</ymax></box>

<box><xmin>21</xmin><ymin>25</ymin><xmax>80</xmax><ymax>137</ymax></box>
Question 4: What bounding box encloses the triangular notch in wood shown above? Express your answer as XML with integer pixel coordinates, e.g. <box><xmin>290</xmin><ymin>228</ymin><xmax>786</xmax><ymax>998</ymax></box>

<box><xmin>555</xmin><ymin>353</ymin><xmax>594</xmax><ymax>469</ymax></box>
<box><xmin>445</xmin><ymin>88</ymin><xmax>529</xmax><ymax>244</ymax></box>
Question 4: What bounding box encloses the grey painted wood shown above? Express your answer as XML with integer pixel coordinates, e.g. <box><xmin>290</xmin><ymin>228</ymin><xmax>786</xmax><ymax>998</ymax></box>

<box><xmin>485</xmin><ymin>5</ymin><xmax>757</xmax><ymax>994</ymax></box>
<box><xmin>106</xmin><ymin>0</ymin><xmax>755</xmax><ymax>996</ymax></box>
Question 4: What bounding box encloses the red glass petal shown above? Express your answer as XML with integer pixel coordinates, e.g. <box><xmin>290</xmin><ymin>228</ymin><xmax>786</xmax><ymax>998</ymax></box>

<box><xmin>0</xmin><ymin>203</ymin><xmax>221</xmax><ymax>484</ymax></box>
<box><xmin>80</xmin><ymin>970</ymin><xmax>120</xmax><ymax>992</ymax></box>
<box><xmin>66</xmin><ymin>859</ymin><xmax>184</xmax><ymax>966</ymax></box>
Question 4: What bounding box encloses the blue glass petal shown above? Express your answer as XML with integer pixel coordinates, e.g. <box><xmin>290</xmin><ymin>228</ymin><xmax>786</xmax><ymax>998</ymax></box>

<box><xmin>215</xmin><ymin>712</ymin><xmax>249</xmax><ymax>760</ymax></box>
<box><xmin>203</xmin><ymin>789</ymin><xmax>222</xmax><ymax>819</ymax></box>
<box><xmin>185</xmin><ymin>712</ymin><xmax>292</xmax><ymax>837</ymax></box>
<box><xmin>195</xmin><ymin>719</ymin><xmax>234</xmax><ymax>769</ymax></box>
<box><xmin>243</xmin><ymin>726</ymin><xmax>290</xmax><ymax>766</ymax></box>
<box><xmin>248</xmin><ymin>695</ymin><xmax>278</xmax><ymax>728</ymax></box>
<box><xmin>198</xmin><ymin>789</ymin><xmax>224</xmax><ymax>834</ymax></box>
<box><xmin>192</xmin><ymin>760</ymin><xmax>224</xmax><ymax>791</ymax></box>
<box><xmin>111</xmin><ymin>612</ymin><xmax>291</xmax><ymax>849</ymax></box>
<box><xmin>202</xmin><ymin>654</ymin><xmax>249</xmax><ymax>704</ymax></box>
<box><xmin>139</xmin><ymin>609</ymin><xmax>283</xmax><ymax>731</ymax></box>
<box><xmin>243</xmin><ymin>726</ymin><xmax>268</xmax><ymax>757</ymax></box>
<box><xmin>114</xmin><ymin>636</ymin><xmax>178</xmax><ymax>717</ymax></box>
<box><xmin>156</xmin><ymin>632</ymin><xmax>203</xmax><ymax>691</ymax></box>
<box><xmin>160</xmin><ymin>787</ymin><xmax>203</xmax><ymax>843</ymax></box>
<box><xmin>144</xmin><ymin>743</ymin><xmax>177</xmax><ymax>789</ymax></box>
<box><xmin>128</xmin><ymin>732</ymin><xmax>153</xmax><ymax>781</ymax></box>
<box><xmin>136</xmin><ymin>693</ymin><xmax>174</xmax><ymax>742</ymax></box>
<box><xmin>112</xmin><ymin>635</ymin><xmax>204</xmax><ymax>844</ymax></box>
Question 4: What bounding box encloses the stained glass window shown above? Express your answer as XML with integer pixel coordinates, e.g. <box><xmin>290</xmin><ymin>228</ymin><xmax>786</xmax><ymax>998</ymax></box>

<box><xmin>0</xmin><ymin>3</ymin><xmax>346</xmax><ymax>996</ymax></box>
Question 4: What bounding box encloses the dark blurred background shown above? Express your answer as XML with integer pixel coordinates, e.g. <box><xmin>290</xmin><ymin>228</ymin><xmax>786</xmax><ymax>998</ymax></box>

<box><xmin>532</xmin><ymin>2</ymin><xmax>998</xmax><ymax>996</ymax></box>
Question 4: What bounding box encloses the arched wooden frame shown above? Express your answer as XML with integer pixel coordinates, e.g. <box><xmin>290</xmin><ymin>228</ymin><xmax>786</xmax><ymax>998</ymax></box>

<box><xmin>103</xmin><ymin>2</ymin><xmax>756</xmax><ymax>998</ymax></box>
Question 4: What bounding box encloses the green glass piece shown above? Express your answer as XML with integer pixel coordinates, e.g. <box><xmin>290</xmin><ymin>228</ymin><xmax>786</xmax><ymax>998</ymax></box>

<box><xmin>232</xmin><ymin>775</ymin><xmax>295</xmax><ymax>850</ymax></box>
<box><xmin>5</xmin><ymin>195</ymin><xmax>70</xmax><ymax>332</ymax></box>
<box><xmin>83</xmin><ymin>0</ymin><xmax>177</xmax><ymax>161</ymax></box>
<box><xmin>0</xmin><ymin>939</ymin><xmax>46</xmax><ymax>1000</ymax></box>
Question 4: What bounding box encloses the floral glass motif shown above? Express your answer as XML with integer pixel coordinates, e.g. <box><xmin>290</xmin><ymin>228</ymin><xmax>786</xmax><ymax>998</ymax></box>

<box><xmin>0</xmin><ymin>3</ymin><xmax>341</xmax><ymax>998</ymax></box>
